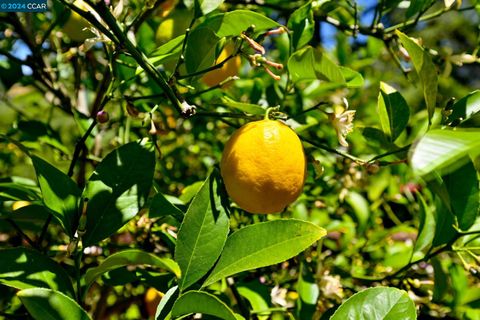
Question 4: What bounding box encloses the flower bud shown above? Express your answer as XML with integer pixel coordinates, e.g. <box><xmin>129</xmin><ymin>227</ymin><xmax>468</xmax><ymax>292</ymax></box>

<box><xmin>96</xmin><ymin>110</ymin><xmax>109</xmax><ymax>123</ymax></box>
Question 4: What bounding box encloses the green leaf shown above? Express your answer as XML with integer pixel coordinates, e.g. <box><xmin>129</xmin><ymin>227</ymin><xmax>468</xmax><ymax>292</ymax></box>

<box><xmin>345</xmin><ymin>191</ymin><xmax>370</xmax><ymax>234</ymax></box>
<box><xmin>443</xmin><ymin>160</ymin><xmax>479</xmax><ymax>230</ymax></box>
<box><xmin>171</xmin><ymin>291</ymin><xmax>239</xmax><ymax>320</ymax></box>
<box><xmin>198</xmin><ymin>10</ymin><xmax>280</xmax><ymax>38</ymax></box>
<box><xmin>287</xmin><ymin>1</ymin><xmax>314</xmax><ymax>50</ymax></box>
<box><xmin>185</xmin><ymin>0</ymin><xmax>224</xmax><ymax>16</ymax></box>
<box><xmin>0</xmin><ymin>247</ymin><xmax>74</xmax><ymax>297</ymax></box>
<box><xmin>155</xmin><ymin>286</ymin><xmax>179</xmax><ymax>320</ymax></box>
<box><xmin>377</xmin><ymin>82</ymin><xmax>410</xmax><ymax>142</ymax></box>
<box><xmin>409</xmin><ymin>129</ymin><xmax>480</xmax><ymax>177</ymax></box>
<box><xmin>432</xmin><ymin>197</ymin><xmax>456</xmax><ymax>247</ymax></box>
<box><xmin>150</xmin><ymin>192</ymin><xmax>185</xmax><ymax>220</ymax></box>
<box><xmin>138</xmin><ymin>36</ymin><xmax>185</xmax><ymax>75</ymax></box>
<box><xmin>185</xmin><ymin>27</ymin><xmax>220</xmax><ymax>74</ymax></box>
<box><xmin>31</xmin><ymin>156</ymin><xmax>81</xmax><ymax>237</ymax></box>
<box><xmin>220</xmin><ymin>96</ymin><xmax>266</xmax><ymax>115</ymax></box>
<box><xmin>175</xmin><ymin>171</ymin><xmax>230</xmax><ymax>291</ymax></box>
<box><xmin>330</xmin><ymin>287</ymin><xmax>417</xmax><ymax>320</ymax></box>
<box><xmin>396</xmin><ymin>30</ymin><xmax>438</xmax><ymax>125</ymax></box>
<box><xmin>85</xmin><ymin>249</ymin><xmax>180</xmax><ymax>289</ymax></box>
<box><xmin>340</xmin><ymin>66</ymin><xmax>364</xmax><ymax>88</ymax></box>
<box><xmin>18</xmin><ymin>288</ymin><xmax>91</xmax><ymax>320</ymax></box>
<box><xmin>446</xmin><ymin>90</ymin><xmax>480</xmax><ymax>126</ymax></box>
<box><xmin>203</xmin><ymin>219</ymin><xmax>326</xmax><ymax>287</ymax></box>
<box><xmin>411</xmin><ymin>194</ymin><xmax>435</xmax><ymax>262</ymax></box>
<box><xmin>297</xmin><ymin>263</ymin><xmax>319</xmax><ymax>319</ymax></box>
<box><xmin>82</xmin><ymin>140</ymin><xmax>155</xmax><ymax>246</ymax></box>
<box><xmin>237</xmin><ymin>286</ymin><xmax>269</xmax><ymax>320</ymax></box>
<box><xmin>288</xmin><ymin>46</ymin><xmax>345</xmax><ymax>83</ymax></box>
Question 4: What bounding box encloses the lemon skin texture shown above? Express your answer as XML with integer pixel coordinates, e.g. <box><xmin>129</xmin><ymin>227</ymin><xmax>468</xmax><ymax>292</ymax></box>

<box><xmin>220</xmin><ymin>119</ymin><xmax>307</xmax><ymax>214</ymax></box>
<box><xmin>202</xmin><ymin>44</ymin><xmax>241</xmax><ymax>87</ymax></box>
<box><xmin>62</xmin><ymin>0</ymin><xmax>95</xmax><ymax>43</ymax></box>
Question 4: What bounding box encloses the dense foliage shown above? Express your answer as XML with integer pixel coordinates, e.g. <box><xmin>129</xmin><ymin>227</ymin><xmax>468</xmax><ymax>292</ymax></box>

<box><xmin>1</xmin><ymin>0</ymin><xmax>480</xmax><ymax>319</ymax></box>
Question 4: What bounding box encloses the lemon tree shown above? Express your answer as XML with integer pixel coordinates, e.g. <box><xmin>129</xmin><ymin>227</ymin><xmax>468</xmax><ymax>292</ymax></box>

<box><xmin>1</xmin><ymin>1</ymin><xmax>480</xmax><ymax>320</ymax></box>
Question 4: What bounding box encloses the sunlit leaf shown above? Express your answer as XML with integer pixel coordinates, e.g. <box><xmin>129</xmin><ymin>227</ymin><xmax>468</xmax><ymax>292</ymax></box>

<box><xmin>287</xmin><ymin>1</ymin><xmax>314</xmax><ymax>50</ymax></box>
<box><xmin>288</xmin><ymin>46</ymin><xmax>345</xmax><ymax>83</ymax></box>
<box><xmin>203</xmin><ymin>219</ymin><xmax>326</xmax><ymax>286</ymax></box>
<box><xmin>396</xmin><ymin>30</ymin><xmax>438</xmax><ymax>125</ymax></box>
<box><xmin>198</xmin><ymin>10</ymin><xmax>280</xmax><ymax>37</ymax></box>
<box><xmin>175</xmin><ymin>171</ymin><xmax>229</xmax><ymax>291</ymax></box>
<box><xmin>18</xmin><ymin>288</ymin><xmax>91</xmax><ymax>320</ymax></box>
<box><xmin>330</xmin><ymin>287</ymin><xmax>416</xmax><ymax>320</ymax></box>
<box><xmin>409</xmin><ymin>129</ymin><xmax>480</xmax><ymax>177</ymax></box>
<box><xmin>171</xmin><ymin>291</ymin><xmax>241</xmax><ymax>320</ymax></box>
<box><xmin>0</xmin><ymin>248</ymin><xmax>74</xmax><ymax>297</ymax></box>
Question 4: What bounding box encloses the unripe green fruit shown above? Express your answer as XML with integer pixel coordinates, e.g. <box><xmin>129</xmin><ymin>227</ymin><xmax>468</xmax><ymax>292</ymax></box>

<box><xmin>62</xmin><ymin>0</ymin><xmax>95</xmax><ymax>43</ymax></box>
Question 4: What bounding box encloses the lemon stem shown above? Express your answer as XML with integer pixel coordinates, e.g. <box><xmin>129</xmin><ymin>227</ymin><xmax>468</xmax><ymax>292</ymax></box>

<box><xmin>264</xmin><ymin>107</ymin><xmax>277</xmax><ymax>120</ymax></box>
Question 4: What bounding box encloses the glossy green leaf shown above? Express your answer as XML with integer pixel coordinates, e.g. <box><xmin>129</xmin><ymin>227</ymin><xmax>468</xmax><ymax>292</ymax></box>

<box><xmin>18</xmin><ymin>288</ymin><xmax>91</xmax><ymax>320</ymax></box>
<box><xmin>198</xmin><ymin>10</ymin><xmax>280</xmax><ymax>38</ymax></box>
<box><xmin>377</xmin><ymin>82</ymin><xmax>410</xmax><ymax>142</ymax></box>
<box><xmin>446</xmin><ymin>90</ymin><xmax>480</xmax><ymax>126</ymax></box>
<box><xmin>149</xmin><ymin>192</ymin><xmax>185</xmax><ymax>220</ymax></box>
<box><xmin>185</xmin><ymin>27</ymin><xmax>220</xmax><ymax>74</ymax></box>
<box><xmin>85</xmin><ymin>249</ymin><xmax>180</xmax><ymax>288</ymax></box>
<box><xmin>82</xmin><ymin>140</ymin><xmax>155</xmax><ymax>246</ymax></box>
<box><xmin>0</xmin><ymin>248</ymin><xmax>74</xmax><ymax>297</ymax></box>
<box><xmin>171</xmin><ymin>291</ymin><xmax>239</xmax><ymax>320</ymax></box>
<box><xmin>237</xmin><ymin>286</ymin><xmax>269</xmax><ymax>320</ymax></box>
<box><xmin>220</xmin><ymin>96</ymin><xmax>266</xmax><ymax>115</ymax></box>
<box><xmin>330</xmin><ymin>287</ymin><xmax>416</xmax><ymax>320</ymax></box>
<box><xmin>443</xmin><ymin>160</ymin><xmax>479</xmax><ymax>230</ymax></box>
<box><xmin>411</xmin><ymin>194</ymin><xmax>435</xmax><ymax>262</ymax></box>
<box><xmin>287</xmin><ymin>1</ymin><xmax>314</xmax><ymax>50</ymax></box>
<box><xmin>396</xmin><ymin>30</ymin><xmax>437</xmax><ymax>124</ymax></box>
<box><xmin>155</xmin><ymin>286</ymin><xmax>179</xmax><ymax>320</ymax></box>
<box><xmin>288</xmin><ymin>46</ymin><xmax>345</xmax><ymax>83</ymax></box>
<box><xmin>203</xmin><ymin>219</ymin><xmax>326</xmax><ymax>287</ymax></box>
<box><xmin>409</xmin><ymin>129</ymin><xmax>480</xmax><ymax>177</ymax></box>
<box><xmin>175</xmin><ymin>171</ymin><xmax>229</xmax><ymax>291</ymax></box>
<box><xmin>31</xmin><ymin>156</ymin><xmax>81</xmax><ymax>237</ymax></box>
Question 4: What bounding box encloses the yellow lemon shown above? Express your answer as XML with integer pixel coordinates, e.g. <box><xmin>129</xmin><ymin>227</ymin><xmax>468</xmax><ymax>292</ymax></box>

<box><xmin>155</xmin><ymin>9</ymin><xmax>192</xmax><ymax>45</ymax></box>
<box><xmin>62</xmin><ymin>0</ymin><xmax>95</xmax><ymax>43</ymax></box>
<box><xmin>202</xmin><ymin>43</ymin><xmax>241</xmax><ymax>87</ymax></box>
<box><xmin>12</xmin><ymin>201</ymin><xmax>31</xmax><ymax>211</ymax></box>
<box><xmin>220</xmin><ymin>119</ymin><xmax>306</xmax><ymax>214</ymax></box>
<box><xmin>144</xmin><ymin>288</ymin><xmax>163</xmax><ymax>318</ymax></box>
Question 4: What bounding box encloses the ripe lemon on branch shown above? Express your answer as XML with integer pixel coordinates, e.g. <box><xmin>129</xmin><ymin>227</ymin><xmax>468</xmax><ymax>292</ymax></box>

<box><xmin>202</xmin><ymin>43</ymin><xmax>241</xmax><ymax>87</ymax></box>
<box><xmin>220</xmin><ymin>113</ymin><xmax>306</xmax><ymax>214</ymax></box>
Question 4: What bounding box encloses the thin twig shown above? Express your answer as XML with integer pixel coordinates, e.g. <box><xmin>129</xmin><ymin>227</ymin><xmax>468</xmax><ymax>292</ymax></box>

<box><xmin>300</xmin><ymin>135</ymin><xmax>365</xmax><ymax>164</ymax></box>
<box><xmin>6</xmin><ymin>219</ymin><xmax>37</xmax><ymax>248</ymax></box>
